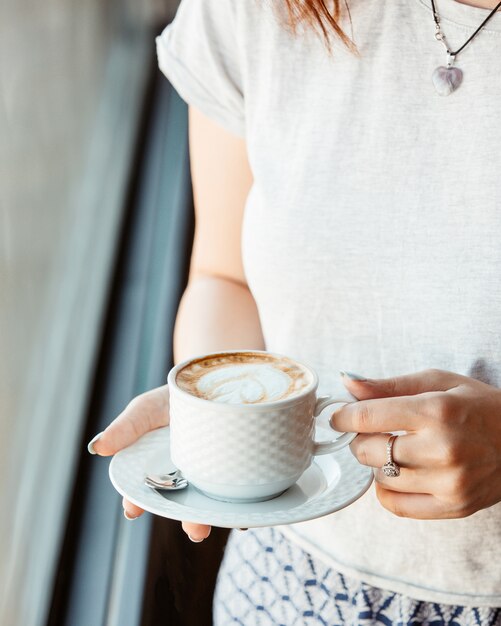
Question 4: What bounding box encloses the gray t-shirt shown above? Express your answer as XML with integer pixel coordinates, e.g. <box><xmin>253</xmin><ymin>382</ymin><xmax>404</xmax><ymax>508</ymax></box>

<box><xmin>156</xmin><ymin>0</ymin><xmax>501</xmax><ymax>606</ymax></box>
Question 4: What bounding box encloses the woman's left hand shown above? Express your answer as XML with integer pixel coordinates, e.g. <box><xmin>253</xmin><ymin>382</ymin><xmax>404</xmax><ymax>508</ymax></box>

<box><xmin>330</xmin><ymin>369</ymin><xmax>501</xmax><ymax>520</ymax></box>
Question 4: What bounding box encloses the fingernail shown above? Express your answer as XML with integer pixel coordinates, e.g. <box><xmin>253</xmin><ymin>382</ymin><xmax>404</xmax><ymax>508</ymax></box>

<box><xmin>123</xmin><ymin>509</ymin><xmax>139</xmax><ymax>521</ymax></box>
<box><xmin>87</xmin><ymin>431</ymin><xmax>104</xmax><ymax>455</ymax></box>
<box><xmin>340</xmin><ymin>371</ymin><xmax>367</xmax><ymax>382</ymax></box>
<box><xmin>188</xmin><ymin>534</ymin><xmax>204</xmax><ymax>543</ymax></box>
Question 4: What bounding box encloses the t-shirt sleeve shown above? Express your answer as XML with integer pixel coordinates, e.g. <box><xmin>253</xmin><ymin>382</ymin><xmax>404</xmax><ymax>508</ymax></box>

<box><xmin>156</xmin><ymin>0</ymin><xmax>245</xmax><ymax>138</ymax></box>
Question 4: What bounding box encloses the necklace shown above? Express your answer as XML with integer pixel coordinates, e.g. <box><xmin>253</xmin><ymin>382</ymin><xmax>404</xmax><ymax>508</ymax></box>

<box><xmin>430</xmin><ymin>0</ymin><xmax>501</xmax><ymax>95</ymax></box>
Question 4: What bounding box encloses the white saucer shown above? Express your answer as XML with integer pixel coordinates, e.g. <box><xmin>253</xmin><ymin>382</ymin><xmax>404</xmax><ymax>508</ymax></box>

<box><xmin>109</xmin><ymin>427</ymin><xmax>373</xmax><ymax>528</ymax></box>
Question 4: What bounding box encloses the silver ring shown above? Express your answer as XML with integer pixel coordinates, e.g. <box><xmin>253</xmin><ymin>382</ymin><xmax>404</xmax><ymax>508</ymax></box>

<box><xmin>382</xmin><ymin>434</ymin><xmax>401</xmax><ymax>477</ymax></box>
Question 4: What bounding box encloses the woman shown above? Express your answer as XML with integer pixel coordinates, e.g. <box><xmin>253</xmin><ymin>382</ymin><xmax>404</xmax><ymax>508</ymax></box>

<box><xmin>88</xmin><ymin>0</ymin><xmax>501</xmax><ymax>623</ymax></box>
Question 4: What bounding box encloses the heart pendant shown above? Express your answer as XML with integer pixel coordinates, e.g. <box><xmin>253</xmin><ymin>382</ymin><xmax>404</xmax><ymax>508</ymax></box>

<box><xmin>432</xmin><ymin>66</ymin><xmax>463</xmax><ymax>96</ymax></box>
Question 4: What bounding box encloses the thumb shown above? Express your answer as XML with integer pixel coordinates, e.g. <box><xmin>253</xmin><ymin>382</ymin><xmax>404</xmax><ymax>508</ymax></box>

<box><xmin>88</xmin><ymin>384</ymin><xmax>170</xmax><ymax>456</ymax></box>
<box><xmin>339</xmin><ymin>368</ymin><xmax>464</xmax><ymax>400</ymax></box>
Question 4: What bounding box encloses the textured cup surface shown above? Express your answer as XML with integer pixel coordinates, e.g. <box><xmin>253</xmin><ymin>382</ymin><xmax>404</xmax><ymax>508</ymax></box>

<box><xmin>168</xmin><ymin>350</ymin><xmax>320</xmax><ymax>502</ymax></box>
<box><xmin>169</xmin><ymin>391</ymin><xmax>315</xmax><ymax>482</ymax></box>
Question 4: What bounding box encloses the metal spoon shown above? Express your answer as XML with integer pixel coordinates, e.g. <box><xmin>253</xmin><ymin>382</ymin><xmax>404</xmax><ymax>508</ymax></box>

<box><xmin>144</xmin><ymin>469</ymin><xmax>189</xmax><ymax>491</ymax></box>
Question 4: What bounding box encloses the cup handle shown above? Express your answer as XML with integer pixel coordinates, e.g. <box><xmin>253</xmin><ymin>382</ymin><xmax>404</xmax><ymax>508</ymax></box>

<box><xmin>312</xmin><ymin>394</ymin><xmax>358</xmax><ymax>456</ymax></box>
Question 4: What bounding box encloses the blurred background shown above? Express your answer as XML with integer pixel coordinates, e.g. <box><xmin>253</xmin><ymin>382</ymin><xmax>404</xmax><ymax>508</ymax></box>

<box><xmin>1</xmin><ymin>1</ymin><xmax>227</xmax><ymax>624</ymax></box>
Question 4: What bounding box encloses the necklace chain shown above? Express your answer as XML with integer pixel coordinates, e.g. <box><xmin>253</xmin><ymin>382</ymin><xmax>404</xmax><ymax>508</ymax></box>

<box><xmin>430</xmin><ymin>0</ymin><xmax>501</xmax><ymax>62</ymax></box>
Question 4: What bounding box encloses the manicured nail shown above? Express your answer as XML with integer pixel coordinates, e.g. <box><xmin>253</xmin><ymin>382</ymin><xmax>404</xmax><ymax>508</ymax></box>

<box><xmin>123</xmin><ymin>509</ymin><xmax>138</xmax><ymax>521</ymax></box>
<box><xmin>340</xmin><ymin>371</ymin><xmax>367</xmax><ymax>382</ymax></box>
<box><xmin>188</xmin><ymin>534</ymin><xmax>204</xmax><ymax>543</ymax></box>
<box><xmin>87</xmin><ymin>431</ymin><xmax>104</xmax><ymax>455</ymax></box>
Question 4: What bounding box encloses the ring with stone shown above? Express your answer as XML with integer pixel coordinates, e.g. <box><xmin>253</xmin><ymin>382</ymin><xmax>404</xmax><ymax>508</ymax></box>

<box><xmin>382</xmin><ymin>434</ymin><xmax>401</xmax><ymax>477</ymax></box>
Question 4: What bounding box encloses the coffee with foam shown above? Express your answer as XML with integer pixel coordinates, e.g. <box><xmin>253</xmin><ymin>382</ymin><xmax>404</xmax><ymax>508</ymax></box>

<box><xmin>175</xmin><ymin>352</ymin><xmax>313</xmax><ymax>405</ymax></box>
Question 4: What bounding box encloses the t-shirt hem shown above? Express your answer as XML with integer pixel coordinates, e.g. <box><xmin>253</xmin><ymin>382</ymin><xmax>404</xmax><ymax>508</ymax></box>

<box><xmin>155</xmin><ymin>35</ymin><xmax>246</xmax><ymax>139</ymax></box>
<box><xmin>277</xmin><ymin>525</ymin><xmax>501</xmax><ymax>608</ymax></box>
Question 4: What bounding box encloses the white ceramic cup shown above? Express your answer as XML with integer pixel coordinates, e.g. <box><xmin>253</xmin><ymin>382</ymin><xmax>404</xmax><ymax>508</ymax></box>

<box><xmin>167</xmin><ymin>350</ymin><xmax>358</xmax><ymax>503</ymax></box>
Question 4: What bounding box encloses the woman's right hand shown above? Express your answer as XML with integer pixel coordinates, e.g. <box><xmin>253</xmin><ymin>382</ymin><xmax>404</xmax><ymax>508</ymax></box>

<box><xmin>88</xmin><ymin>384</ymin><xmax>212</xmax><ymax>543</ymax></box>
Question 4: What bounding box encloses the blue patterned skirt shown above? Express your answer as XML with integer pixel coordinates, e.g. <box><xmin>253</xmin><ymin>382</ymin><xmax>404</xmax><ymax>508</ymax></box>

<box><xmin>213</xmin><ymin>527</ymin><xmax>500</xmax><ymax>626</ymax></box>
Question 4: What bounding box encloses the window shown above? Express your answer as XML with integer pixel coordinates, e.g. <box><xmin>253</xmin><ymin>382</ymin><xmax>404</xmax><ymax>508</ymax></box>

<box><xmin>0</xmin><ymin>1</ymin><xmax>168</xmax><ymax>623</ymax></box>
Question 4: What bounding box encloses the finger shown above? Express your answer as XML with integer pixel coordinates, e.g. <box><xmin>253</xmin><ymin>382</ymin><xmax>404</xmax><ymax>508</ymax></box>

<box><xmin>92</xmin><ymin>385</ymin><xmax>170</xmax><ymax>456</ymax></box>
<box><xmin>376</xmin><ymin>465</ymin><xmax>467</xmax><ymax>503</ymax></box>
<box><xmin>375</xmin><ymin>483</ymin><xmax>452</xmax><ymax>519</ymax></box>
<box><xmin>122</xmin><ymin>497</ymin><xmax>145</xmax><ymax>520</ymax></box>
<box><xmin>351</xmin><ymin>433</ymin><xmax>433</xmax><ymax>494</ymax></box>
<box><xmin>330</xmin><ymin>392</ymin><xmax>438</xmax><ymax>434</ymax></box>
<box><xmin>372</xmin><ymin>467</ymin><xmax>433</xmax><ymax>494</ymax></box>
<box><xmin>182</xmin><ymin>521</ymin><xmax>212</xmax><ymax>543</ymax></box>
<box><xmin>340</xmin><ymin>368</ymin><xmax>464</xmax><ymax>400</ymax></box>
<box><xmin>350</xmin><ymin>433</ymin><xmax>421</xmax><ymax>469</ymax></box>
